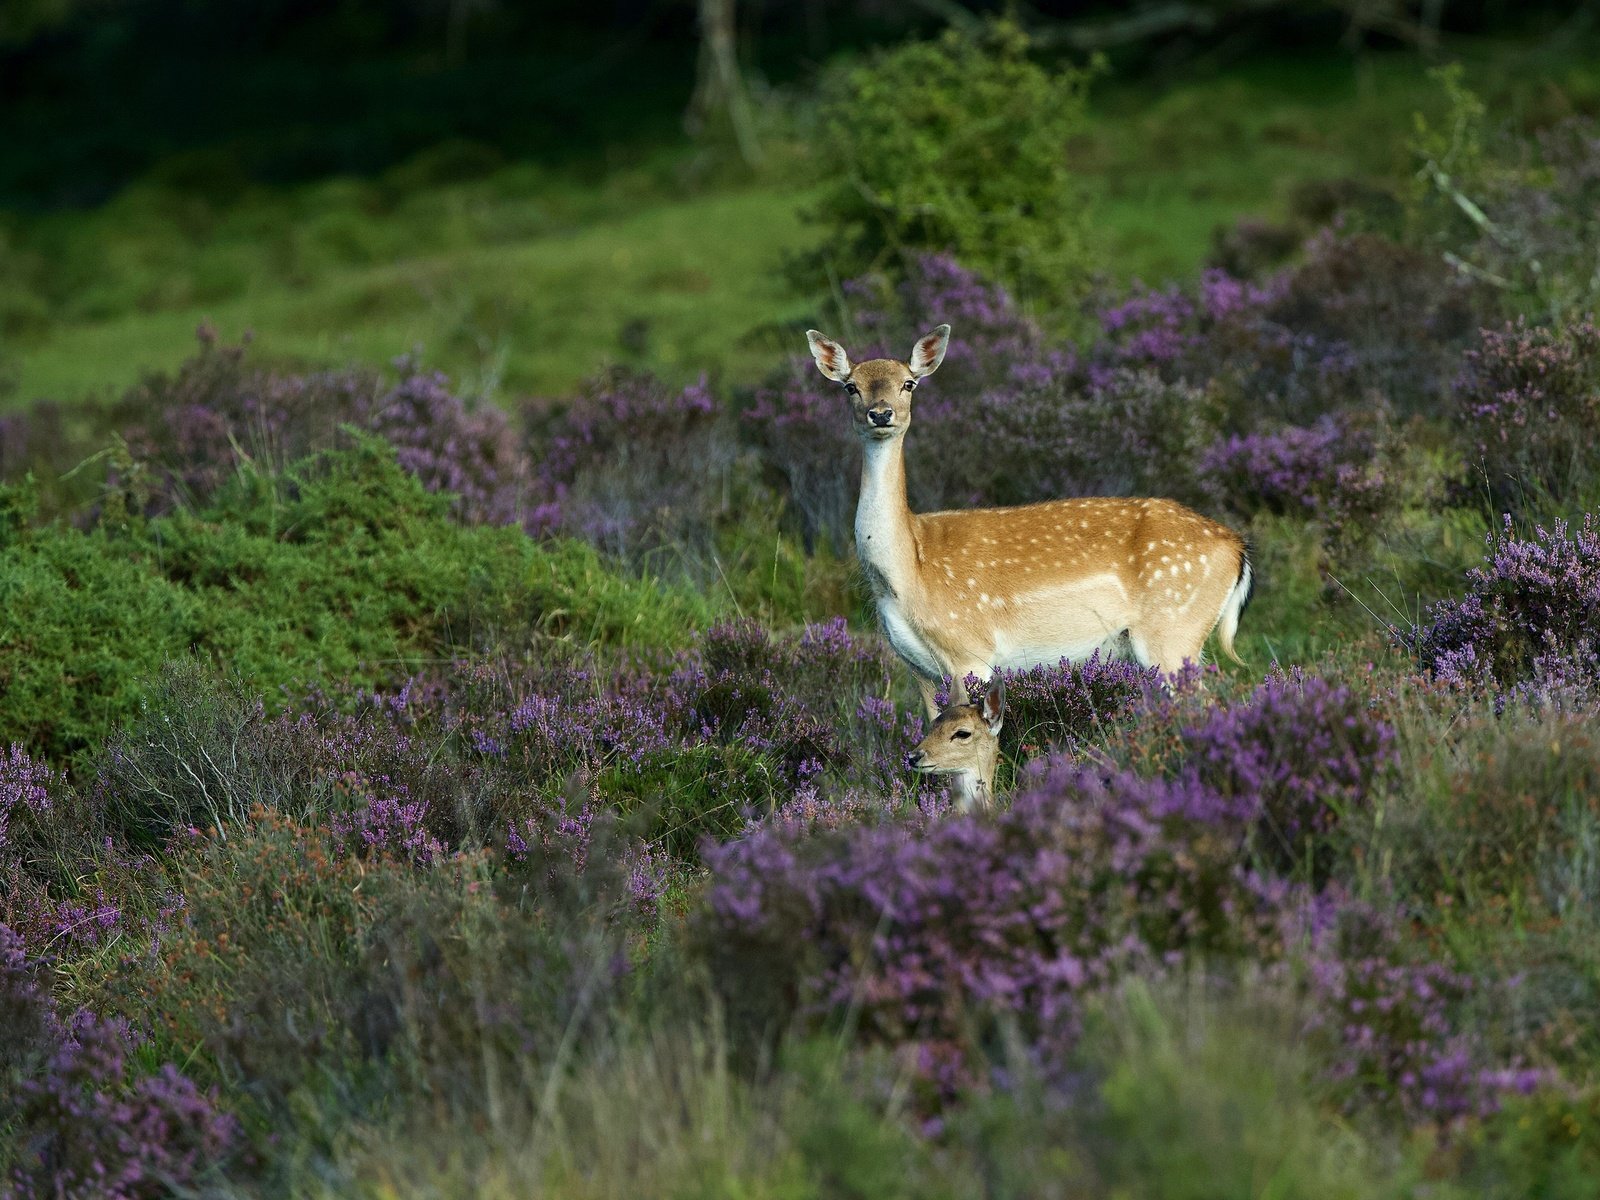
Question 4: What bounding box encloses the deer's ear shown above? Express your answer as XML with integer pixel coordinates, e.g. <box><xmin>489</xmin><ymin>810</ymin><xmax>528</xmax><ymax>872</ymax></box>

<box><xmin>981</xmin><ymin>671</ymin><xmax>1005</xmax><ymax>736</ymax></box>
<box><xmin>806</xmin><ymin>330</ymin><xmax>853</xmax><ymax>382</ymax></box>
<box><xmin>908</xmin><ymin>324</ymin><xmax>950</xmax><ymax>378</ymax></box>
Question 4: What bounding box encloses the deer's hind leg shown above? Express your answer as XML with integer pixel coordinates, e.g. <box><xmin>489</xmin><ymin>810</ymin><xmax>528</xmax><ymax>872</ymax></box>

<box><xmin>1127</xmin><ymin>626</ymin><xmax>1206</xmax><ymax>684</ymax></box>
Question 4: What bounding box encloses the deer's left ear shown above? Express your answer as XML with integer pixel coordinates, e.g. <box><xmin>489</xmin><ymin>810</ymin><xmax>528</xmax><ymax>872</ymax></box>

<box><xmin>908</xmin><ymin>324</ymin><xmax>950</xmax><ymax>378</ymax></box>
<box><xmin>980</xmin><ymin>671</ymin><xmax>1005</xmax><ymax>736</ymax></box>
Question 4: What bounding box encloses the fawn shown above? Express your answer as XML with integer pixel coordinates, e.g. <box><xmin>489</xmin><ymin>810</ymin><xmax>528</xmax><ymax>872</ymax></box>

<box><xmin>805</xmin><ymin>323</ymin><xmax>1253</xmax><ymax>716</ymax></box>
<box><xmin>907</xmin><ymin>673</ymin><xmax>1005</xmax><ymax>811</ymax></box>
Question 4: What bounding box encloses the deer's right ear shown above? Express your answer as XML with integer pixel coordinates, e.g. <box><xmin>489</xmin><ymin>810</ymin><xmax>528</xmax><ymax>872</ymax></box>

<box><xmin>806</xmin><ymin>330</ymin><xmax>853</xmax><ymax>382</ymax></box>
<box><xmin>908</xmin><ymin>324</ymin><xmax>950</xmax><ymax>378</ymax></box>
<box><xmin>980</xmin><ymin>671</ymin><xmax>1005</xmax><ymax>736</ymax></box>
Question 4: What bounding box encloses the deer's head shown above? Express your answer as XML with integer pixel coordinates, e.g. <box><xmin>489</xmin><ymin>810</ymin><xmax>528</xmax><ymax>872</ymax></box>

<box><xmin>906</xmin><ymin>671</ymin><xmax>1004</xmax><ymax>811</ymax></box>
<box><xmin>805</xmin><ymin>325</ymin><xmax>950</xmax><ymax>442</ymax></box>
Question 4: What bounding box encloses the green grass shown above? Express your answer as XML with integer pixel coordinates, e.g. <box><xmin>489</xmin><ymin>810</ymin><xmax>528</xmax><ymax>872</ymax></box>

<box><xmin>5</xmin><ymin>36</ymin><xmax>1600</xmax><ymax>411</ymax></box>
<box><xmin>7</xmin><ymin>183</ymin><xmax>820</xmax><ymax>404</ymax></box>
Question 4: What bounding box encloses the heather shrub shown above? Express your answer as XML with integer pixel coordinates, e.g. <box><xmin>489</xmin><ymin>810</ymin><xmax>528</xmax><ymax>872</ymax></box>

<box><xmin>0</xmin><ymin>924</ymin><xmax>57</xmax><ymax>1120</ymax></box>
<box><xmin>1257</xmin><ymin>231</ymin><xmax>1485</xmax><ymax>418</ymax></box>
<box><xmin>1</xmin><ymin>926</ymin><xmax>237</xmax><ymax>1199</ymax></box>
<box><xmin>839</xmin><ymin>252</ymin><xmax>1062</xmax><ymax>402</ymax></box>
<box><xmin>699</xmin><ymin>758</ymin><xmax>1283</xmax><ymax>1107</ymax></box>
<box><xmin>93</xmin><ymin>658</ymin><xmax>676</xmax><ymax>904</ymax></box>
<box><xmin>0</xmin><ymin>743</ymin><xmax>163</xmax><ymax>961</ymax></box>
<box><xmin>1406</xmin><ymin>514</ymin><xmax>1600</xmax><ymax>708</ymax></box>
<box><xmin>1454</xmin><ymin>317</ymin><xmax>1600</xmax><ymax>509</ymax></box>
<box><xmin>1098</xmin><ymin>234</ymin><xmax>1485</xmax><ymax>424</ymax></box>
<box><xmin>1298</xmin><ymin>898</ymin><xmax>1546</xmax><ymax>1126</ymax></box>
<box><xmin>105</xmin><ymin>331</ymin><xmax>533</xmax><ymax>524</ymax></box>
<box><xmin>1182</xmin><ymin>673</ymin><xmax>1397</xmax><ymax>884</ymax></box>
<box><xmin>807</xmin><ymin>20</ymin><xmax>1101</xmax><ymax>312</ymax></box>
<box><xmin>0</xmin><ymin>403</ymin><xmax>70</xmax><ymax>491</ymax></box>
<box><xmin>8</xmin><ymin>1011</ymin><xmax>240</xmax><ymax>1200</ymax></box>
<box><xmin>1200</xmin><ymin>409</ymin><xmax>1399</xmax><ymax>567</ymax></box>
<box><xmin>920</xmin><ymin>368</ymin><xmax>1219</xmax><ymax>512</ymax></box>
<box><xmin>1207</xmin><ymin>216</ymin><xmax>1302</xmax><ymax>279</ymax></box>
<box><xmin>529</xmin><ymin>370</ymin><xmax>748</xmax><ymax>566</ymax></box>
<box><xmin>0</xmin><ymin>743</ymin><xmax>57</xmax><ymax>864</ymax></box>
<box><xmin>95</xmin><ymin>617</ymin><xmax>914</xmax><ymax>875</ymax></box>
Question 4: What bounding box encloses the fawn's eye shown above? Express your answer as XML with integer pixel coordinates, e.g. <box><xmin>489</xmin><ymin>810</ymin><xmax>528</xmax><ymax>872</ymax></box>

<box><xmin>902</xmin><ymin>380</ymin><xmax>916</xmax><ymax>392</ymax></box>
<box><xmin>844</xmin><ymin>383</ymin><xmax>859</xmax><ymax>395</ymax></box>
<box><xmin>952</xmin><ymin>729</ymin><xmax>972</xmax><ymax>740</ymax></box>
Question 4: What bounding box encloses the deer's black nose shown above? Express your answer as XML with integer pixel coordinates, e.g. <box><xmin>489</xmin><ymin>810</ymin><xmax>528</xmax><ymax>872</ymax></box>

<box><xmin>906</xmin><ymin>750</ymin><xmax>925</xmax><ymax>769</ymax></box>
<box><xmin>868</xmin><ymin>408</ymin><xmax>894</xmax><ymax>427</ymax></box>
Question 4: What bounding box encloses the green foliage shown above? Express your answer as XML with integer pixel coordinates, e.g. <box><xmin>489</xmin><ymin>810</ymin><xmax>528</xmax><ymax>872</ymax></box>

<box><xmin>0</xmin><ymin>514</ymin><xmax>201</xmax><ymax>761</ymax></box>
<box><xmin>0</xmin><ymin>441</ymin><xmax>719</xmax><ymax>762</ymax></box>
<box><xmin>130</xmin><ymin>810</ymin><xmax>605</xmax><ymax>1151</ymax></box>
<box><xmin>4</xmin><ymin>175</ymin><xmax>817</xmax><ymax>403</ymax></box>
<box><xmin>1359</xmin><ymin>703</ymin><xmax>1600</xmax><ymax>919</ymax></box>
<box><xmin>597</xmin><ymin>743</ymin><xmax>777</xmax><ymax>862</ymax></box>
<box><xmin>808</xmin><ymin>21</ymin><xmax>1103</xmax><ymax>312</ymax></box>
<box><xmin>1071</xmin><ymin>981</ymin><xmax>1404</xmax><ymax>1198</ymax></box>
<box><xmin>1461</xmin><ymin>1086</ymin><xmax>1600</xmax><ymax>1199</ymax></box>
<box><xmin>1408</xmin><ymin>64</ymin><xmax>1600</xmax><ymax>323</ymax></box>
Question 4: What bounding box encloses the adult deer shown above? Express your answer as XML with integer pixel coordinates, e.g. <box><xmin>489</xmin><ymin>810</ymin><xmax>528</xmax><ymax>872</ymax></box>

<box><xmin>907</xmin><ymin>673</ymin><xmax>1005</xmax><ymax>812</ymax></box>
<box><xmin>805</xmin><ymin>323</ymin><xmax>1253</xmax><ymax>717</ymax></box>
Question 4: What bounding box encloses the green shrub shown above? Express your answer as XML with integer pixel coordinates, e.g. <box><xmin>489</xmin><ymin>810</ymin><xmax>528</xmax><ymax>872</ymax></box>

<box><xmin>0</xmin><ymin>513</ymin><xmax>200</xmax><ymax>760</ymax></box>
<box><xmin>0</xmin><ymin>440</ymin><xmax>720</xmax><ymax>762</ymax></box>
<box><xmin>597</xmin><ymin>742</ymin><xmax>779</xmax><ymax>861</ymax></box>
<box><xmin>1367</xmin><ymin>703</ymin><xmax>1600</xmax><ymax>919</ymax></box>
<box><xmin>808</xmin><ymin>20</ymin><xmax>1101</xmax><ymax>313</ymax></box>
<box><xmin>1460</xmin><ymin>1087</ymin><xmax>1600</xmax><ymax>1200</ymax></box>
<box><xmin>131</xmin><ymin>810</ymin><xmax>601</xmax><ymax>1145</ymax></box>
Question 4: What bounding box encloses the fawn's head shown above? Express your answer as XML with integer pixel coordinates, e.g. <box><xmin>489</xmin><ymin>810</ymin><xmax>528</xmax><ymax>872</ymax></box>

<box><xmin>907</xmin><ymin>672</ymin><xmax>1004</xmax><ymax>811</ymax></box>
<box><xmin>805</xmin><ymin>325</ymin><xmax>950</xmax><ymax>442</ymax></box>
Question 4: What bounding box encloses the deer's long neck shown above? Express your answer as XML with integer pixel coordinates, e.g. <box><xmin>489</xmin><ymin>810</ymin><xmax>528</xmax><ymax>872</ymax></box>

<box><xmin>855</xmin><ymin>438</ymin><xmax>919</xmax><ymax>596</ymax></box>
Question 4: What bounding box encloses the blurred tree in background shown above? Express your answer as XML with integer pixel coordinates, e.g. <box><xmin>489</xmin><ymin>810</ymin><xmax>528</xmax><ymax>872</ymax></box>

<box><xmin>1</xmin><ymin>0</ymin><xmax>1589</xmax><ymax>209</ymax></box>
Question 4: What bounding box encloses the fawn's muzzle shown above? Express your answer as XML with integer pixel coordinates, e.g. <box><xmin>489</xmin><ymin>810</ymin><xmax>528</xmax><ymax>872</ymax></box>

<box><xmin>868</xmin><ymin>408</ymin><xmax>894</xmax><ymax>427</ymax></box>
<box><xmin>906</xmin><ymin>749</ymin><xmax>926</xmax><ymax>770</ymax></box>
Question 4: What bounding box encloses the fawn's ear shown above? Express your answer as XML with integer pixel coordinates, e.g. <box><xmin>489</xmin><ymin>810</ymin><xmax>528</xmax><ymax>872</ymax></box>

<box><xmin>980</xmin><ymin>672</ymin><xmax>1005</xmax><ymax>736</ymax></box>
<box><xmin>908</xmin><ymin>324</ymin><xmax>950</xmax><ymax>378</ymax></box>
<box><xmin>806</xmin><ymin>330</ymin><xmax>853</xmax><ymax>382</ymax></box>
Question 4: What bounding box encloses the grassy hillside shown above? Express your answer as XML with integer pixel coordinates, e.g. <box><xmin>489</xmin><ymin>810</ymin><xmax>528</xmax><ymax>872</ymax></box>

<box><xmin>9</xmin><ymin>37</ymin><xmax>1597</xmax><ymax>407</ymax></box>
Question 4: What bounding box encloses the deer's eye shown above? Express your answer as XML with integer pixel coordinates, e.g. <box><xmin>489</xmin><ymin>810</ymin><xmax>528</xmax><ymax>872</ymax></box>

<box><xmin>902</xmin><ymin>380</ymin><xmax>916</xmax><ymax>392</ymax></box>
<box><xmin>844</xmin><ymin>383</ymin><xmax>860</xmax><ymax>396</ymax></box>
<box><xmin>952</xmin><ymin>729</ymin><xmax>972</xmax><ymax>740</ymax></box>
